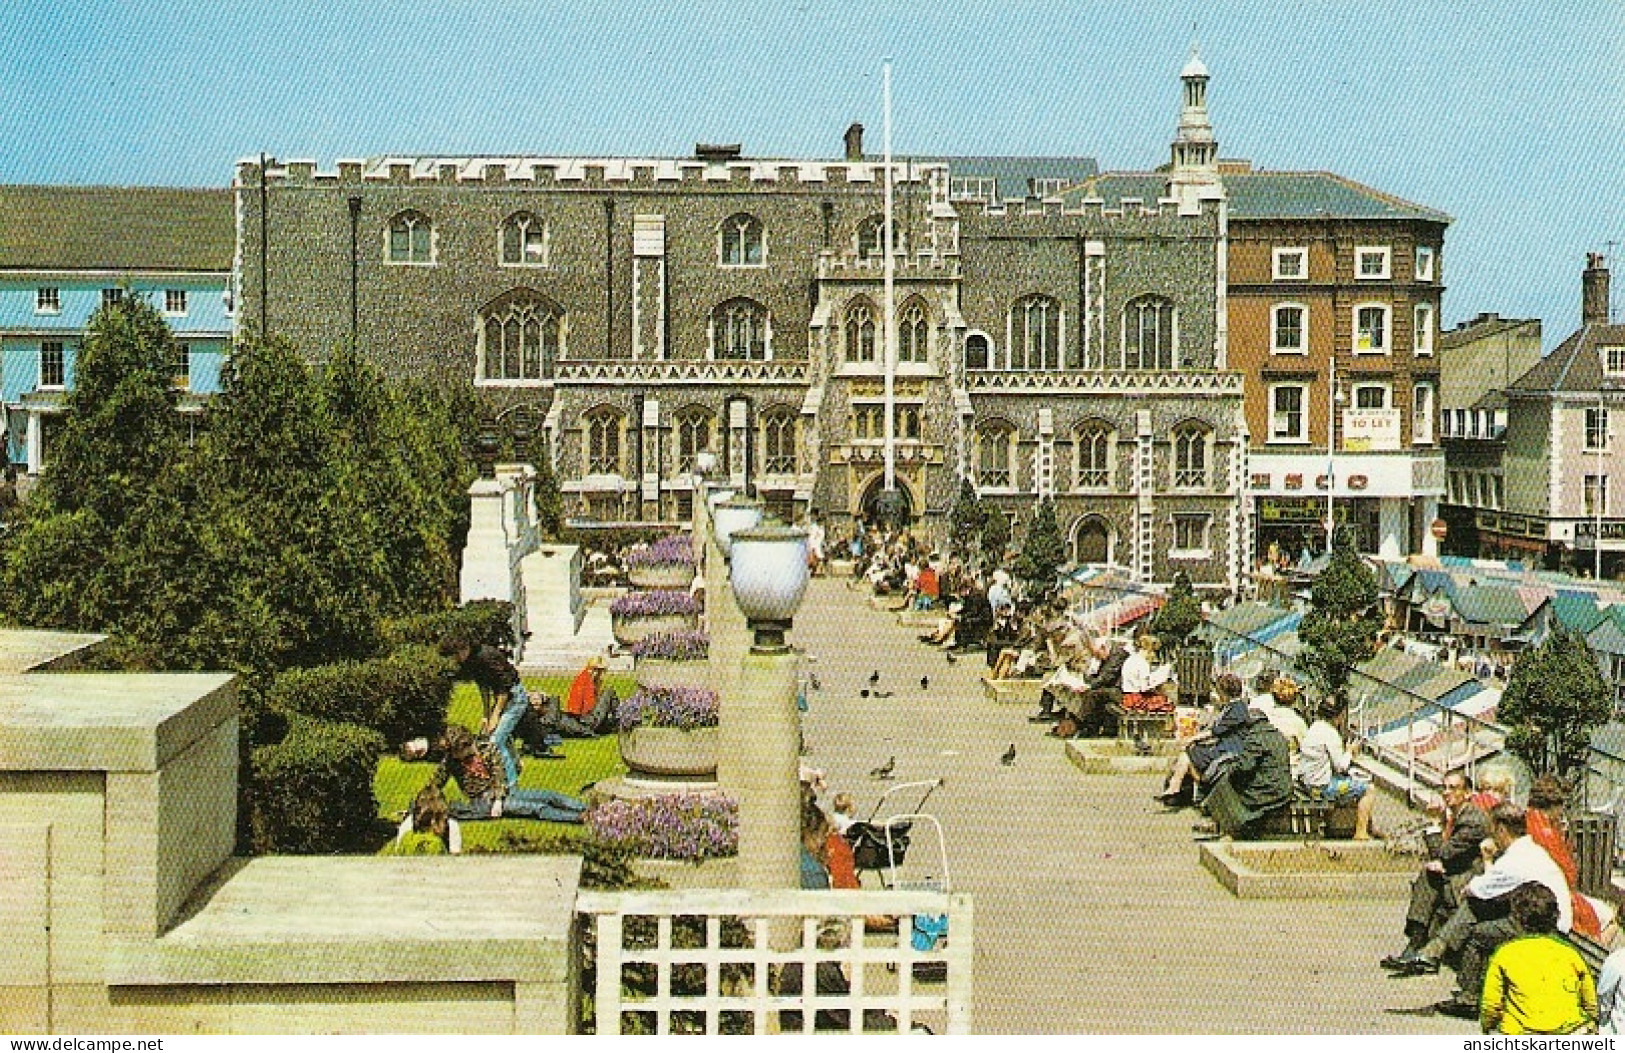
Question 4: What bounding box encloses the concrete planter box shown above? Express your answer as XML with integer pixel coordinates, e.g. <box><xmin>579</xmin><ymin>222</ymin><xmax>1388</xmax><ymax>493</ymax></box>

<box><xmin>1199</xmin><ymin>839</ymin><xmax>1419</xmax><ymax>899</ymax></box>
<box><xmin>627</xmin><ymin>564</ymin><xmax>695</xmax><ymax>590</ymax></box>
<box><xmin>1065</xmin><ymin>737</ymin><xmax>1181</xmax><ymax>774</ymax></box>
<box><xmin>619</xmin><ymin>726</ymin><xmax>719</xmax><ymax>777</ymax></box>
<box><xmin>635</xmin><ymin>657</ymin><xmax>712</xmax><ymax>692</ymax></box>
<box><xmin>981</xmin><ymin>677</ymin><xmax>1045</xmax><ymax>707</ymax></box>
<box><xmin>611</xmin><ymin>611</ymin><xmax>700</xmax><ymax>646</ymax></box>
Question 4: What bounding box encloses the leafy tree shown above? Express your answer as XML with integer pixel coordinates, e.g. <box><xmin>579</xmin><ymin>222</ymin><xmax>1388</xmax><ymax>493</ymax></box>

<box><xmin>1499</xmin><ymin>627</ymin><xmax>1613</xmax><ymax>781</ymax></box>
<box><xmin>1013</xmin><ymin>498</ymin><xmax>1065</xmax><ymax>600</ymax></box>
<box><xmin>1151</xmin><ymin>571</ymin><xmax>1203</xmax><ymax>652</ymax></box>
<box><xmin>1297</xmin><ymin>534</ymin><xmax>1381</xmax><ymax>700</ymax></box>
<box><xmin>978</xmin><ymin>500</ymin><xmax>1010</xmax><ymax>571</ymax></box>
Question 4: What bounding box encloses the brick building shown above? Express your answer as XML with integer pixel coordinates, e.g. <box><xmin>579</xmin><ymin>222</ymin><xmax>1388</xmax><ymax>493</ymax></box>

<box><xmin>235</xmin><ymin>58</ymin><xmax>1250</xmax><ymax>590</ymax></box>
<box><xmin>1076</xmin><ymin>116</ymin><xmax>1451</xmax><ymax>562</ymax></box>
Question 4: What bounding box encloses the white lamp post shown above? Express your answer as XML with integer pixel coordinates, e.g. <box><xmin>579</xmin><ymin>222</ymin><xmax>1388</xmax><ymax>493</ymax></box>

<box><xmin>725</xmin><ymin>525</ymin><xmax>810</xmax><ymax>891</ymax></box>
<box><xmin>713</xmin><ymin>498</ymin><xmax>764</xmax><ymax>558</ymax></box>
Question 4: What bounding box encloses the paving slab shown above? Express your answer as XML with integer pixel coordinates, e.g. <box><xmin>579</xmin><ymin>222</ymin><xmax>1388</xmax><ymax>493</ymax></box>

<box><xmin>792</xmin><ymin>578</ymin><xmax>1469</xmax><ymax>1034</ymax></box>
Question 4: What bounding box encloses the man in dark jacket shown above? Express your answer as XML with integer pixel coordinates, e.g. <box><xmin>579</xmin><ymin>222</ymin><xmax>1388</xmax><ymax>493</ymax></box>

<box><xmin>1381</xmin><ymin>770</ymin><xmax>1492</xmax><ymax>971</ymax></box>
<box><xmin>1202</xmin><ymin>711</ymin><xmax>1293</xmax><ymax>838</ymax></box>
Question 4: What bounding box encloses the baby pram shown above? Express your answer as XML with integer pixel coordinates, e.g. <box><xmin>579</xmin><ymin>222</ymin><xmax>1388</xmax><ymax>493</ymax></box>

<box><xmin>843</xmin><ymin>779</ymin><xmax>947</xmax><ymax>891</ymax></box>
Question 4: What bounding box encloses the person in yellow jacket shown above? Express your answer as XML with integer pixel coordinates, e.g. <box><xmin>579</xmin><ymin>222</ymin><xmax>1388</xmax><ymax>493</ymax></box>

<box><xmin>1481</xmin><ymin>883</ymin><xmax>1598</xmax><ymax>1035</ymax></box>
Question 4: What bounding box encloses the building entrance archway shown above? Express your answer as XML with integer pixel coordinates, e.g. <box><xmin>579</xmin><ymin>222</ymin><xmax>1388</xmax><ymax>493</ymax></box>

<box><xmin>1071</xmin><ymin>515</ymin><xmax>1114</xmax><ymax>565</ymax></box>
<box><xmin>858</xmin><ymin>474</ymin><xmax>915</xmax><ymax>526</ymax></box>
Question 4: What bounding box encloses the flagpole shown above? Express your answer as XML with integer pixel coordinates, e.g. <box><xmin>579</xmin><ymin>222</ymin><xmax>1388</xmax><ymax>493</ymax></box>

<box><xmin>882</xmin><ymin>59</ymin><xmax>897</xmax><ymax>497</ymax></box>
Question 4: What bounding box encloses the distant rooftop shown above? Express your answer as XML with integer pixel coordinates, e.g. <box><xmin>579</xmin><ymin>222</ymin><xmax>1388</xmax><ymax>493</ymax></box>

<box><xmin>1440</xmin><ymin>313</ymin><xmax>1541</xmax><ymax>350</ymax></box>
<box><xmin>1069</xmin><ymin>169</ymin><xmax>1450</xmax><ymax>223</ymax></box>
<box><xmin>1508</xmin><ymin>321</ymin><xmax>1625</xmax><ymax>395</ymax></box>
<box><xmin>0</xmin><ymin>186</ymin><xmax>234</xmax><ymax>273</ymax></box>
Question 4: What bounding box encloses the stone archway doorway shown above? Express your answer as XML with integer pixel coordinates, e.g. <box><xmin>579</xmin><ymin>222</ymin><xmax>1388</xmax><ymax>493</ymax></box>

<box><xmin>1071</xmin><ymin>515</ymin><xmax>1113</xmax><ymax>565</ymax></box>
<box><xmin>858</xmin><ymin>474</ymin><xmax>915</xmax><ymax>527</ymax></box>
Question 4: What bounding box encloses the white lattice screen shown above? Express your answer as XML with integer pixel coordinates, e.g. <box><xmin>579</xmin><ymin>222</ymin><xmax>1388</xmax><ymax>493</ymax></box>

<box><xmin>575</xmin><ymin>889</ymin><xmax>973</xmax><ymax>1035</ymax></box>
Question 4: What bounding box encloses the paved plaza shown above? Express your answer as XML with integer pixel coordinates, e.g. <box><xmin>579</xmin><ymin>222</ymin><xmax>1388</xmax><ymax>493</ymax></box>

<box><xmin>793</xmin><ymin>578</ymin><xmax>1472</xmax><ymax>1034</ymax></box>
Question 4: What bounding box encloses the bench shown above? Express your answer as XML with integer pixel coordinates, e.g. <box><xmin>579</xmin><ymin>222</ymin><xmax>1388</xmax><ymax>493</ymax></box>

<box><xmin>1108</xmin><ymin>703</ymin><xmax>1174</xmax><ymax>744</ymax></box>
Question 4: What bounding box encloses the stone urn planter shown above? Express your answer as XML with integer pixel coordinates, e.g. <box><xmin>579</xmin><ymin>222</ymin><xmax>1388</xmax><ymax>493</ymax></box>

<box><xmin>618</xmin><ymin>726</ymin><xmax>721</xmax><ymax>778</ymax></box>
<box><xmin>610</xmin><ymin>590</ymin><xmax>703</xmax><ymax>647</ymax></box>
<box><xmin>636</xmin><ymin>658</ymin><xmax>712</xmax><ymax>692</ymax></box>
<box><xmin>627</xmin><ymin>563</ymin><xmax>695</xmax><ymax>590</ymax></box>
<box><xmin>612</xmin><ymin>611</ymin><xmax>701</xmax><ymax>646</ymax></box>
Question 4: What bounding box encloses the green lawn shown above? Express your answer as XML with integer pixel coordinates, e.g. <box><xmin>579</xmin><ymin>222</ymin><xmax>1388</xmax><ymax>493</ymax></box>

<box><xmin>374</xmin><ymin>673</ymin><xmax>635</xmax><ymax>853</ymax></box>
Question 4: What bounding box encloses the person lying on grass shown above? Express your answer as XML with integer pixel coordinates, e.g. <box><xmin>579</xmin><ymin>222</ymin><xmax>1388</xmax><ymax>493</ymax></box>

<box><xmin>402</xmin><ymin>725</ymin><xmax>587</xmax><ymax>824</ymax></box>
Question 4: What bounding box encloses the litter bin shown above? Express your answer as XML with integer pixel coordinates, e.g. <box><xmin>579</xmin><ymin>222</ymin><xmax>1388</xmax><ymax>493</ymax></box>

<box><xmin>1175</xmin><ymin>646</ymin><xmax>1214</xmax><ymax>705</ymax></box>
<box><xmin>1570</xmin><ymin>812</ymin><xmax>1618</xmax><ymax>898</ymax></box>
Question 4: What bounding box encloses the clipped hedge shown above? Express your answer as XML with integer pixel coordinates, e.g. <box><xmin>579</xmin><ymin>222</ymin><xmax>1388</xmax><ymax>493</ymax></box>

<box><xmin>248</xmin><ymin>714</ymin><xmax>385</xmax><ymax>854</ymax></box>
<box><xmin>265</xmin><ymin>645</ymin><xmax>452</xmax><ymax>745</ymax></box>
<box><xmin>382</xmin><ymin>599</ymin><xmax>515</xmax><ymax>653</ymax></box>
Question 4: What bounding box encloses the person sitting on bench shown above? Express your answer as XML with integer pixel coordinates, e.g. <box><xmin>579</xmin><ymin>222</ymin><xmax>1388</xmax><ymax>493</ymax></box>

<box><xmin>1120</xmin><ymin>634</ymin><xmax>1173</xmax><ymax>713</ymax></box>
<box><xmin>1157</xmin><ymin>672</ymin><xmax>1249</xmax><ymax>806</ymax></box>
<box><xmin>1298</xmin><ymin>695</ymin><xmax>1378</xmax><ymax>841</ymax></box>
<box><xmin>1199</xmin><ymin>707</ymin><xmax>1294</xmax><ymax>839</ymax></box>
<box><xmin>1381</xmin><ymin>771</ymin><xmax>1490</xmax><ymax>973</ymax></box>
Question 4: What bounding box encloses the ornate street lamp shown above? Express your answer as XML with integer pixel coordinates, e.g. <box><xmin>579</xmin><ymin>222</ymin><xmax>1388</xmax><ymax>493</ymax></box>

<box><xmin>723</xmin><ymin>523</ymin><xmax>810</xmax><ymax>894</ymax></box>
<box><xmin>712</xmin><ymin>498</ymin><xmax>764</xmax><ymax>558</ymax></box>
<box><xmin>728</xmin><ymin>525</ymin><xmax>810</xmax><ymax>650</ymax></box>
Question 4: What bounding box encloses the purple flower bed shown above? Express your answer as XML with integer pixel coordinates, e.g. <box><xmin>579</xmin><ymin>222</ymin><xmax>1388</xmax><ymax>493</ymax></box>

<box><xmin>611</xmin><ymin>590</ymin><xmax>702</xmax><ymax>617</ymax></box>
<box><xmin>618</xmin><ymin>686</ymin><xmax>720</xmax><ymax>731</ymax></box>
<box><xmin>586</xmin><ymin>792</ymin><xmax>739</xmax><ymax>861</ymax></box>
<box><xmin>624</xmin><ymin>535</ymin><xmax>697</xmax><ymax>570</ymax></box>
<box><xmin>628</xmin><ymin>630</ymin><xmax>710</xmax><ymax>661</ymax></box>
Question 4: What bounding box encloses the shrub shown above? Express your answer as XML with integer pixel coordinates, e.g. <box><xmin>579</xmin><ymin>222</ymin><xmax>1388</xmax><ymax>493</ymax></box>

<box><xmin>611</xmin><ymin>590</ymin><xmax>702</xmax><ymax>617</ymax></box>
<box><xmin>265</xmin><ymin>645</ymin><xmax>453</xmax><ymax>744</ymax></box>
<box><xmin>248</xmin><ymin>715</ymin><xmax>385</xmax><ymax>854</ymax></box>
<box><xmin>382</xmin><ymin>600</ymin><xmax>515</xmax><ymax>652</ymax></box>
<box><xmin>625</xmin><ymin>535</ymin><xmax>697</xmax><ymax>569</ymax></box>
<box><xmin>617</xmin><ymin>687</ymin><xmax>720</xmax><ymax>732</ymax></box>
<box><xmin>628</xmin><ymin>630</ymin><xmax>709</xmax><ymax>661</ymax></box>
<box><xmin>585</xmin><ymin>793</ymin><xmax>739</xmax><ymax>861</ymax></box>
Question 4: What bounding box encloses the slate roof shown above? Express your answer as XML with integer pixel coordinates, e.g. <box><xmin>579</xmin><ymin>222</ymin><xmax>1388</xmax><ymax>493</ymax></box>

<box><xmin>1508</xmin><ymin>322</ymin><xmax>1625</xmax><ymax>395</ymax></box>
<box><xmin>1069</xmin><ymin>170</ymin><xmax>1449</xmax><ymax>223</ymax></box>
<box><xmin>909</xmin><ymin>155</ymin><xmax>1100</xmax><ymax>203</ymax></box>
<box><xmin>0</xmin><ymin>186</ymin><xmax>234</xmax><ymax>273</ymax></box>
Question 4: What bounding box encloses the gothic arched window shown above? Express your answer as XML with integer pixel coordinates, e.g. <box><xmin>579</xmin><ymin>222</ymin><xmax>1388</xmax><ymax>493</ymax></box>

<box><xmin>479</xmin><ymin>291</ymin><xmax>561</xmax><ymax>381</ymax></box>
<box><xmin>713</xmin><ymin>298</ymin><xmax>769</xmax><ymax>360</ymax></box>
<box><xmin>720</xmin><ymin>213</ymin><xmax>764</xmax><ymax>266</ymax></box>
<box><xmin>1125</xmin><ymin>295</ymin><xmax>1176</xmax><ymax>370</ymax></box>
<box><xmin>500</xmin><ymin>212</ymin><xmax>548</xmax><ymax>266</ymax></box>
<box><xmin>845</xmin><ymin>299</ymin><xmax>877</xmax><ymax>362</ymax></box>
<box><xmin>1013</xmin><ymin>294</ymin><xmax>1060</xmax><ymax>370</ymax></box>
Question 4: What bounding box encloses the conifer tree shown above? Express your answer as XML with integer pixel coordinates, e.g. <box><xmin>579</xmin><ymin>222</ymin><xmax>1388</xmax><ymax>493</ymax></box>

<box><xmin>1014</xmin><ymin>497</ymin><xmax>1066</xmax><ymax>601</ymax></box>
<box><xmin>1499</xmin><ymin>626</ymin><xmax>1613</xmax><ymax>781</ymax></box>
<box><xmin>1298</xmin><ymin>532</ymin><xmax>1381</xmax><ymax>700</ymax></box>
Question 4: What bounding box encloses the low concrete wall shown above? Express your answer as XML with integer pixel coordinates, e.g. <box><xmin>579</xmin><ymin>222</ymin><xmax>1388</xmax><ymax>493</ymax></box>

<box><xmin>982</xmin><ymin>677</ymin><xmax>1045</xmax><ymax>707</ymax></box>
<box><xmin>0</xmin><ymin>634</ymin><xmax>583</xmax><ymax>1035</ymax></box>
<box><xmin>1199</xmin><ymin>839</ymin><xmax>1418</xmax><ymax>900</ymax></box>
<box><xmin>1065</xmin><ymin>737</ymin><xmax>1180</xmax><ymax>774</ymax></box>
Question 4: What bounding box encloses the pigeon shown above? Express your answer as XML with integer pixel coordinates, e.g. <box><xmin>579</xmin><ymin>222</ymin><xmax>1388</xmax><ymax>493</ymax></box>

<box><xmin>860</xmin><ymin>688</ymin><xmax>870</xmax><ymax>698</ymax></box>
<box><xmin>1000</xmin><ymin>743</ymin><xmax>1017</xmax><ymax>766</ymax></box>
<box><xmin>869</xmin><ymin>670</ymin><xmax>881</xmax><ymax>685</ymax></box>
<box><xmin>873</xmin><ymin>690</ymin><xmax>894</xmax><ymax>698</ymax></box>
<box><xmin>920</xmin><ymin>675</ymin><xmax>930</xmax><ymax>691</ymax></box>
<box><xmin>869</xmin><ymin>756</ymin><xmax>896</xmax><ymax>779</ymax></box>
<box><xmin>944</xmin><ymin>651</ymin><xmax>957</xmax><ymax>665</ymax></box>
<box><xmin>810</xmin><ymin>674</ymin><xmax>822</xmax><ymax>691</ymax></box>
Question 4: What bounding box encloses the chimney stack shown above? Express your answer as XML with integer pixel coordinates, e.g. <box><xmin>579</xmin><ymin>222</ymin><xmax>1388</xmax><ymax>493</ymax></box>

<box><xmin>1584</xmin><ymin>253</ymin><xmax>1611</xmax><ymax>326</ymax></box>
<box><xmin>843</xmin><ymin>123</ymin><xmax>864</xmax><ymax>162</ymax></box>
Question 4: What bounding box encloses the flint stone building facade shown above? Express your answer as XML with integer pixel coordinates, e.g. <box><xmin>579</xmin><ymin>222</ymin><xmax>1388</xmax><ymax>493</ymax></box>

<box><xmin>236</xmin><ymin>61</ymin><xmax>1250</xmax><ymax>589</ymax></box>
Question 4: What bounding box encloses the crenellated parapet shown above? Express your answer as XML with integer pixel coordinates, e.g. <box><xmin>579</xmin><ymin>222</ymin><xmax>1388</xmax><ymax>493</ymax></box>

<box><xmin>235</xmin><ymin>156</ymin><xmax>946</xmax><ymax>192</ymax></box>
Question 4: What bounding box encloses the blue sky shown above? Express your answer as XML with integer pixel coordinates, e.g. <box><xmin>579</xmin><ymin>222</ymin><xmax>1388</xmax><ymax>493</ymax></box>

<box><xmin>2</xmin><ymin>0</ymin><xmax>1621</xmax><ymax>344</ymax></box>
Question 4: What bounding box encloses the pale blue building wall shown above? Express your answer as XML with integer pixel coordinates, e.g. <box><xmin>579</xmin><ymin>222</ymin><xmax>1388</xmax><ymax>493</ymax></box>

<box><xmin>0</xmin><ymin>275</ymin><xmax>231</xmax><ymax>466</ymax></box>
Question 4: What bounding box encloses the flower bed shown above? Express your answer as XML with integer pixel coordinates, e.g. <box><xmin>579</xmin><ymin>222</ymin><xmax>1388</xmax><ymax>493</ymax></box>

<box><xmin>629</xmin><ymin>630</ymin><xmax>709</xmax><ymax>662</ymax></box>
<box><xmin>610</xmin><ymin>590</ymin><xmax>702</xmax><ymax>618</ymax></box>
<box><xmin>618</xmin><ymin>687</ymin><xmax>719</xmax><ymax>731</ymax></box>
<box><xmin>624</xmin><ymin>535</ymin><xmax>696</xmax><ymax>571</ymax></box>
<box><xmin>586</xmin><ymin>792</ymin><xmax>739</xmax><ymax>861</ymax></box>
<box><xmin>611</xmin><ymin>591</ymin><xmax>703</xmax><ymax>645</ymax></box>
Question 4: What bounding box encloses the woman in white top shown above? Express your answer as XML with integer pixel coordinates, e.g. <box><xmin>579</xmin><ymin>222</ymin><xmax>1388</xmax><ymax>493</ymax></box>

<box><xmin>1120</xmin><ymin>634</ymin><xmax>1173</xmax><ymax>712</ymax></box>
<box><xmin>1299</xmin><ymin>696</ymin><xmax>1377</xmax><ymax>840</ymax></box>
